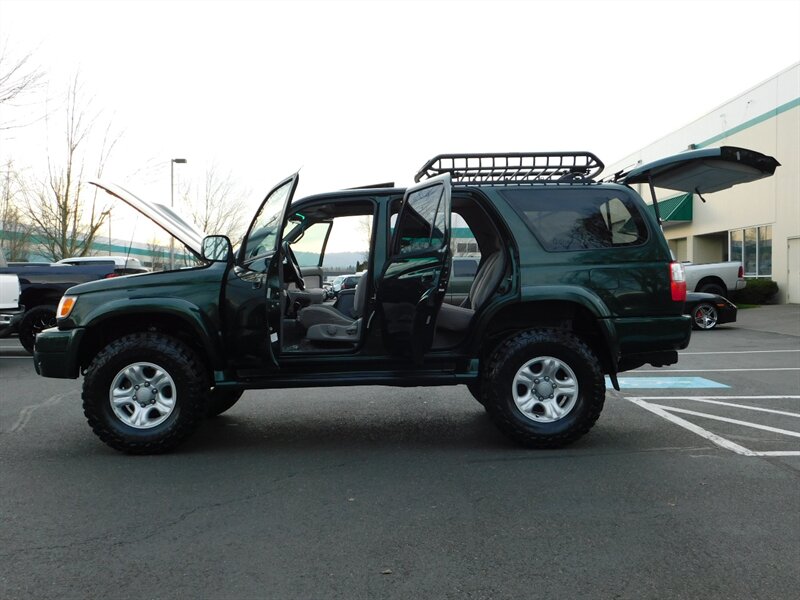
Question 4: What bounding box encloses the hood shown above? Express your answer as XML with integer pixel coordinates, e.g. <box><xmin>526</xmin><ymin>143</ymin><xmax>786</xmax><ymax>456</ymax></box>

<box><xmin>90</xmin><ymin>180</ymin><xmax>206</xmax><ymax>257</ymax></box>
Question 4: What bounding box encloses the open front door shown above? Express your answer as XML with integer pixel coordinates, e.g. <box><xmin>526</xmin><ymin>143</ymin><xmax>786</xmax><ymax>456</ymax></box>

<box><xmin>234</xmin><ymin>173</ymin><xmax>299</xmax><ymax>367</ymax></box>
<box><xmin>377</xmin><ymin>174</ymin><xmax>451</xmax><ymax>361</ymax></box>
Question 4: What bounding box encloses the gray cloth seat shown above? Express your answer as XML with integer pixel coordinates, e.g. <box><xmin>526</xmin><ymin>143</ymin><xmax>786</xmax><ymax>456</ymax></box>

<box><xmin>298</xmin><ymin>274</ymin><xmax>368</xmax><ymax>342</ymax></box>
<box><xmin>436</xmin><ymin>252</ymin><xmax>505</xmax><ymax>332</ymax></box>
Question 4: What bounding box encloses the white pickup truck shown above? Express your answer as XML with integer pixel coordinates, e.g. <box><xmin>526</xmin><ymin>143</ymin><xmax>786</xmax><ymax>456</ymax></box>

<box><xmin>683</xmin><ymin>261</ymin><xmax>746</xmax><ymax>297</ymax></box>
<box><xmin>0</xmin><ymin>253</ymin><xmax>23</xmax><ymax>336</ymax></box>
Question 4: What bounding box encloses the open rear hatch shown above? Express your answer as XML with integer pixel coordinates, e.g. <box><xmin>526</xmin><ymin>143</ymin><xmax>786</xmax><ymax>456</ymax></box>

<box><xmin>615</xmin><ymin>146</ymin><xmax>779</xmax><ymax>222</ymax></box>
<box><xmin>618</xmin><ymin>146</ymin><xmax>780</xmax><ymax>194</ymax></box>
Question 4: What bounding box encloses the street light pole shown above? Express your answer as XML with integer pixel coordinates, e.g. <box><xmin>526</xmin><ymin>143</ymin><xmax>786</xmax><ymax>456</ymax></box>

<box><xmin>169</xmin><ymin>158</ymin><xmax>187</xmax><ymax>269</ymax></box>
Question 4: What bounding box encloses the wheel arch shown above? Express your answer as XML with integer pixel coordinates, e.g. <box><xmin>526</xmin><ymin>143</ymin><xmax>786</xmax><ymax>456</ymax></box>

<box><xmin>695</xmin><ymin>276</ymin><xmax>727</xmax><ymax>295</ymax></box>
<box><xmin>470</xmin><ymin>289</ymin><xmax>619</xmax><ymax>375</ymax></box>
<box><xmin>75</xmin><ymin>299</ymin><xmax>224</xmax><ymax>374</ymax></box>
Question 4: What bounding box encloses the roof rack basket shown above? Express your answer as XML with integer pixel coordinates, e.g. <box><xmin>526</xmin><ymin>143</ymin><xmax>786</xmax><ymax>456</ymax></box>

<box><xmin>415</xmin><ymin>152</ymin><xmax>605</xmax><ymax>185</ymax></box>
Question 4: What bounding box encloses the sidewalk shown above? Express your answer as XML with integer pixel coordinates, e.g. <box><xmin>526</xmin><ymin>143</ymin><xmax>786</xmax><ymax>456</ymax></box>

<box><xmin>735</xmin><ymin>303</ymin><xmax>800</xmax><ymax>337</ymax></box>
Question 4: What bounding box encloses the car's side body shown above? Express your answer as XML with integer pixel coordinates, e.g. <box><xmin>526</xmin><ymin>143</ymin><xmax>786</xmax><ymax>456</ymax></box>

<box><xmin>30</xmin><ymin>147</ymin><xmax>779</xmax><ymax>454</ymax></box>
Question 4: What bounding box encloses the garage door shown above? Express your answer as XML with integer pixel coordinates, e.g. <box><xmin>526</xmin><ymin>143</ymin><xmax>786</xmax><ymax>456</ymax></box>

<box><xmin>788</xmin><ymin>238</ymin><xmax>800</xmax><ymax>304</ymax></box>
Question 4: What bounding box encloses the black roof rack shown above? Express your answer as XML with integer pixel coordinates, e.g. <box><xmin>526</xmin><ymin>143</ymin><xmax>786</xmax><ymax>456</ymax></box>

<box><xmin>414</xmin><ymin>152</ymin><xmax>605</xmax><ymax>185</ymax></box>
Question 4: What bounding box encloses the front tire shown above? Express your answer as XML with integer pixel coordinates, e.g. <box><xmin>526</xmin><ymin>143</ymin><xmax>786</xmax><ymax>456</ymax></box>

<box><xmin>19</xmin><ymin>305</ymin><xmax>57</xmax><ymax>354</ymax></box>
<box><xmin>207</xmin><ymin>389</ymin><xmax>244</xmax><ymax>417</ymax></box>
<box><xmin>82</xmin><ymin>333</ymin><xmax>210</xmax><ymax>454</ymax></box>
<box><xmin>482</xmin><ymin>329</ymin><xmax>605</xmax><ymax>448</ymax></box>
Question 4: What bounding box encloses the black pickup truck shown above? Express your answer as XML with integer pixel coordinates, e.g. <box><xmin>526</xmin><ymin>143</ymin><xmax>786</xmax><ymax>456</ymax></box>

<box><xmin>0</xmin><ymin>257</ymin><xmax>120</xmax><ymax>353</ymax></box>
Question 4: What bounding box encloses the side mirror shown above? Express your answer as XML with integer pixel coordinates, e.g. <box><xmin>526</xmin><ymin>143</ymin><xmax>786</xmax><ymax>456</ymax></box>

<box><xmin>201</xmin><ymin>235</ymin><xmax>233</xmax><ymax>263</ymax></box>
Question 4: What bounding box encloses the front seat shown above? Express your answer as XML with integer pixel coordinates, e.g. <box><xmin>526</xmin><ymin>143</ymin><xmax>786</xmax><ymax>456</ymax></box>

<box><xmin>436</xmin><ymin>251</ymin><xmax>505</xmax><ymax>332</ymax></box>
<box><xmin>297</xmin><ymin>274</ymin><xmax>369</xmax><ymax>342</ymax></box>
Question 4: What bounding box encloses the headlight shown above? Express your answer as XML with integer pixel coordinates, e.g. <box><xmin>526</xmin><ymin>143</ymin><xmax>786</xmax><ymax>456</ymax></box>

<box><xmin>57</xmin><ymin>295</ymin><xmax>77</xmax><ymax>319</ymax></box>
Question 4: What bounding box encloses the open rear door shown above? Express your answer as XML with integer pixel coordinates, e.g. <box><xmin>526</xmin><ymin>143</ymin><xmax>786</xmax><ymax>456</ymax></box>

<box><xmin>619</xmin><ymin>146</ymin><xmax>780</xmax><ymax>194</ymax></box>
<box><xmin>377</xmin><ymin>174</ymin><xmax>451</xmax><ymax>361</ymax></box>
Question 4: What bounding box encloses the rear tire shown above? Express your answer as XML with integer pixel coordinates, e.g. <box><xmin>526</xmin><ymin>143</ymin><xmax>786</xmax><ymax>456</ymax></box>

<box><xmin>19</xmin><ymin>305</ymin><xmax>57</xmax><ymax>354</ymax></box>
<box><xmin>697</xmin><ymin>282</ymin><xmax>726</xmax><ymax>296</ymax></box>
<box><xmin>482</xmin><ymin>329</ymin><xmax>605</xmax><ymax>448</ymax></box>
<box><xmin>82</xmin><ymin>333</ymin><xmax>210</xmax><ymax>454</ymax></box>
<box><xmin>467</xmin><ymin>381</ymin><xmax>485</xmax><ymax>407</ymax></box>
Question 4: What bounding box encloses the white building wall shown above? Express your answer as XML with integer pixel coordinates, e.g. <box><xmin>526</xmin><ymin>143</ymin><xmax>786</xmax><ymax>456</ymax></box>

<box><xmin>604</xmin><ymin>63</ymin><xmax>800</xmax><ymax>303</ymax></box>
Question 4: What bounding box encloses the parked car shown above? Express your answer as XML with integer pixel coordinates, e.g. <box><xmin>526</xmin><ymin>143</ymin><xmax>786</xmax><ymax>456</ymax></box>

<box><xmin>685</xmin><ymin>292</ymin><xmax>737</xmax><ymax>330</ymax></box>
<box><xmin>341</xmin><ymin>274</ymin><xmax>362</xmax><ymax>291</ymax></box>
<box><xmin>330</xmin><ymin>275</ymin><xmax>346</xmax><ymax>293</ymax></box>
<box><xmin>683</xmin><ymin>261</ymin><xmax>746</xmax><ymax>297</ymax></box>
<box><xmin>33</xmin><ymin>146</ymin><xmax>778</xmax><ymax>454</ymax></box>
<box><xmin>0</xmin><ymin>260</ymin><xmax>23</xmax><ymax>337</ymax></box>
<box><xmin>0</xmin><ymin>258</ymin><xmax>119</xmax><ymax>352</ymax></box>
<box><xmin>57</xmin><ymin>256</ymin><xmax>150</xmax><ymax>276</ymax></box>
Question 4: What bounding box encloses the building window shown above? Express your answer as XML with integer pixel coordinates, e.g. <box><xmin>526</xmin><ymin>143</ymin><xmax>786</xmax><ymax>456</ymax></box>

<box><xmin>729</xmin><ymin>225</ymin><xmax>771</xmax><ymax>276</ymax></box>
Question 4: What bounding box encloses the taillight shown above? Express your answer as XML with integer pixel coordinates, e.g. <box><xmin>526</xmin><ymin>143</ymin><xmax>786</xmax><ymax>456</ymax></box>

<box><xmin>737</xmin><ymin>265</ymin><xmax>744</xmax><ymax>278</ymax></box>
<box><xmin>104</xmin><ymin>273</ymin><xmax>119</xmax><ymax>279</ymax></box>
<box><xmin>670</xmin><ymin>261</ymin><xmax>686</xmax><ymax>302</ymax></box>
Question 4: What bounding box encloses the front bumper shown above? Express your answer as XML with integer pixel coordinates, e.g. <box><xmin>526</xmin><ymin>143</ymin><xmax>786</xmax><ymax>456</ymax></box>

<box><xmin>0</xmin><ymin>306</ymin><xmax>24</xmax><ymax>336</ymax></box>
<box><xmin>33</xmin><ymin>327</ymin><xmax>84</xmax><ymax>379</ymax></box>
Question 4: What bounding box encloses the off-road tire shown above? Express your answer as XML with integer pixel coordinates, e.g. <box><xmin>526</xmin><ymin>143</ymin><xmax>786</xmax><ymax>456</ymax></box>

<box><xmin>207</xmin><ymin>389</ymin><xmax>244</xmax><ymax>417</ymax></box>
<box><xmin>19</xmin><ymin>305</ymin><xmax>57</xmax><ymax>354</ymax></box>
<box><xmin>467</xmin><ymin>381</ymin><xmax>486</xmax><ymax>407</ymax></box>
<box><xmin>483</xmin><ymin>329</ymin><xmax>605</xmax><ymax>448</ymax></box>
<box><xmin>82</xmin><ymin>333</ymin><xmax>210</xmax><ymax>454</ymax></box>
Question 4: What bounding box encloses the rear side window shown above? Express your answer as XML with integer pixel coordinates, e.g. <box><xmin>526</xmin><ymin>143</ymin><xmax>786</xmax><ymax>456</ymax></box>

<box><xmin>501</xmin><ymin>188</ymin><xmax>648</xmax><ymax>251</ymax></box>
<box><xmin>453</xmin><ymin>258</ymin><xmax>478</xmax><ymax>277</ymax></box>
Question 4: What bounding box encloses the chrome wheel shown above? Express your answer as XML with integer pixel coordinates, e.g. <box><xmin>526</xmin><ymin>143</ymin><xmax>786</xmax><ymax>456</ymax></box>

<box><xmin>109</xmin><ymin>362</ymin><xmax>177</xmax><ymax>429</ymax></box>
<box><xmin>693</xmin><ymin>303</ymin><xmax>718</xmax><ymax>330</ymax></box>
<box><xmin>512</xmin><ymin>356</ymin><xmax>579</xmax><ymax>423</ymax></box>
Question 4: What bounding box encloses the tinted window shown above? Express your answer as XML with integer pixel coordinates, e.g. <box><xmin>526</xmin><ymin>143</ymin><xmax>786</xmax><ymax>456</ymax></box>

<box><xmin>394</xmin><ymin>184</ymin><xmax>447</xmax><ymax>255</ymax></box>
<box><xmin>453</xmin><ymin>258</ymin><xmax>478</xmax><ymax>278</ymax></box>
<box><xmin>501</xmin><ymin>188</ymin><xmax>648</xmax><ymax>251</ymax></box>
<box><xmin>243</xmin><ymin>179</ymin><xmax>293</xmax><ymax>260</ymax></box>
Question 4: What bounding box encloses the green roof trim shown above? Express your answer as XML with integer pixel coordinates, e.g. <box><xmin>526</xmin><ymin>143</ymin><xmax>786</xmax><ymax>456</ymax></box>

<box><xmin>647</xmin><ymin>193</ymin><xmax>693</xmax><ymax>222</ymax></box>
<box><xmin>696</xmin><ymin>96</ymin><xmax>800</xmax><ymax>149</ymax></box>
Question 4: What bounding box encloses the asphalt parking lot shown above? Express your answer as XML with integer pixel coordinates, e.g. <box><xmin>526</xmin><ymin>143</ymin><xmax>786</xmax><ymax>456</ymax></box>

<box><xmin>1</xmin><ymin>306</ymin><xmax>798</xmax><ymax>600</ymax></box>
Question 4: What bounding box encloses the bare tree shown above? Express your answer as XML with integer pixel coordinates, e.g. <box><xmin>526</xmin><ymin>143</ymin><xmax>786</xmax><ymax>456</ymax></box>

<box><xmin>0</xmin><ymin>160</ymin><xmax>33</xmax><ymax>260</ymax></box>
<box><xmin>180</xmin><ymin>165</ymin><xmax>248</xmax><ymax>243</ymax></box>
<box><xmin>146</xmin><ymin>237</ymin><xmax>167</xmax><ymax>271</ymax></box>
<box><xmin>0</xmin><ymin>41</ymin><xmax>44</xmax><ymax>130</ymax></box>
<box><xmin>26</xmin><ymin>74</ymin><xmax>120</xmax><ymax>261</ymax></box>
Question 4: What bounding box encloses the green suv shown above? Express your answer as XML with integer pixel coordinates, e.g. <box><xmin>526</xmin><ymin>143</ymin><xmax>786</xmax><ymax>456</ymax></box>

<box><xmin>33</xmin><ymin>148</ymin><xmax>779</xmax><ymax>454</ymax></box>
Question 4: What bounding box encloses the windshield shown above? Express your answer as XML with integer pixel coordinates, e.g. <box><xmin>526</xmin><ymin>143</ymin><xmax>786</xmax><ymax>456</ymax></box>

<box><xmin>242</xmin><ymin>179</ymin><xmax>294</xmax><ymax>261</ymax></box>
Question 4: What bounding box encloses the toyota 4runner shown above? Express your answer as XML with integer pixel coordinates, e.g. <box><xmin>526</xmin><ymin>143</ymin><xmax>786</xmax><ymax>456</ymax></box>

<box><xmin>33</xmin><ymin>148</ymin><xmax>779</xmax><ymax>454</ymax></box>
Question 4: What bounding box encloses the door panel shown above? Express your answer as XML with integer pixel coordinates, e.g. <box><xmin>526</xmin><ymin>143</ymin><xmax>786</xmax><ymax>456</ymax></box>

<box><xmin>377</xmin><ymin>175</ymin><xmax>451</xmax><ymax>360</ymax></box>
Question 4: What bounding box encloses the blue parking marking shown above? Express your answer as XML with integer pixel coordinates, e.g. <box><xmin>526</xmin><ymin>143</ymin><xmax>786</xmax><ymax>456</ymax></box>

<box><xmin>606</xmin><ymin>376</ymin><xmax>729</xmax><ymax>389</ymax></box>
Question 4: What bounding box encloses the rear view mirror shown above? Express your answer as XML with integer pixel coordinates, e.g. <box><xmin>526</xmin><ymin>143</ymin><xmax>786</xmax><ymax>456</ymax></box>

<box><xmin>202</xmin><ymin>235</ymin><xmax>233</xmax><ymax>262</ymax></box>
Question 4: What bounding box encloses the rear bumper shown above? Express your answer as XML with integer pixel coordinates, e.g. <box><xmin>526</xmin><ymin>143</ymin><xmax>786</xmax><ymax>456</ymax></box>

<box><xmin>734</xmin><ymin>279</ymin><xmax>747</xmax><ymax>291</ymax></box>
<box><xmin>613</xmin><ymin>314</ymin><xmax>692</xmax><ymax>372</ymax></box>
<box><xmin>33</xmin><ymin>327</ymin><xmax>84</xmax><ymax>379</ymax></box>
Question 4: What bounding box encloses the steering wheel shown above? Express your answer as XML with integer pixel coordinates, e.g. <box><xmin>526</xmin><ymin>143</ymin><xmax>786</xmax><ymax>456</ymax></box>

<box><xmin>281</xmin><ymin>241</ymin><xmax>305</xmax><ymax>290</ymax></box>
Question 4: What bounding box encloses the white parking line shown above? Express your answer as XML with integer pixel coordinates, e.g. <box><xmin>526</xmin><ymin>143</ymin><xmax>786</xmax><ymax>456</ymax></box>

<box><xmin>626</xmin><ymin>396</ymin><xmax>800</xmax><ymax>457</ymax></box>
<box><xmin>647</xmin><ymin>404</ymin><xmax>800</xmax><ymax>438</ymax></box>
<box><xmin>680</xmin><ymin>350</ymin><xmax>800</xmax><ymax>355</ymax></box>
<box><xmin>627</xmin><ymin>398</ymin><xmax>758</xmax><ymax>456</ymax></box>
<box><xmin>642</xmin><ymin>396</ymin><xmax>800</xmax><ymax>417</ymax></box>
<box><xmin>635</xmin><ymin>367</ymin><xmax>800</xmax><ymax>373</ymax></box>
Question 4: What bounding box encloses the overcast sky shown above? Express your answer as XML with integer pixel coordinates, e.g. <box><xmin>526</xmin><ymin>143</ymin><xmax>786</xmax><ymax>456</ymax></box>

<box><xmin>1</xmin><ymin>0</ymin><xmax>799</xmax><ymax>249</ymax></box>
